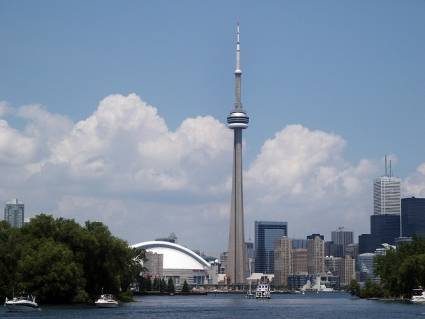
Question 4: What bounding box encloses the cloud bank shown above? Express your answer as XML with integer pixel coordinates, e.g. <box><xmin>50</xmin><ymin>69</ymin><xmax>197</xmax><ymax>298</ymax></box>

<box><xmin>0</xmin><ymin>94</ymin><xmax>422</xmax><ymax>254</ymax></box>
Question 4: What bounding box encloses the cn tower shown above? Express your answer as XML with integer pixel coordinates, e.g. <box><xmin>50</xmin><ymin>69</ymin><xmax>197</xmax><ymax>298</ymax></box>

<box><xmin>226</xmin><ymin>23</ymin><xmax>249</xmax><ymax>285</ymax></box>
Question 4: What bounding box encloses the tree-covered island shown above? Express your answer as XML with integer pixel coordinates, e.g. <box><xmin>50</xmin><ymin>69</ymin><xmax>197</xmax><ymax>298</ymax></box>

<box><xmin>0</xmin><ymin>214</ymin><xmax>144</xmax><ymax>304</ymax></box>
<box><xmin>349</xmin><ymin>237</ymin><xmax>425</xmax><ymax>300</ymax></box>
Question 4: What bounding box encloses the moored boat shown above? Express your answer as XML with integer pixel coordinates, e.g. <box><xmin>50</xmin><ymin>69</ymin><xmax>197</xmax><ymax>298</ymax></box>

<box><xmin>411</xmin><ymin>289</ymin><xmax>425</xmax><ymax>303</ymax></box>
<box><xmin>255</xmin><ymin>276</ymin><xmax>271</xmax><ymax>299</ymax></box>
<box><xmin>4</xmin><ymin>295</ymin><xmax>39</xmax><ymax>311</ymax></box>
<box><xmin>95</xmin><ymin>294</ymin><xmax>119</xmax><ymax>308</ymax></box>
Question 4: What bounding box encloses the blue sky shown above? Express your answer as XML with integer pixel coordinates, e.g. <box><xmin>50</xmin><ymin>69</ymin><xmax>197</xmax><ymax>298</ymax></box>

<box><xmin>1</xmin><ymin>1</ymin><xmax>425</xmax><ymax>251</ymax></box>
<box><xmin>2</xmin><ymin>1</ymin><xmax>424</xmax><ymax>176</ymax></box>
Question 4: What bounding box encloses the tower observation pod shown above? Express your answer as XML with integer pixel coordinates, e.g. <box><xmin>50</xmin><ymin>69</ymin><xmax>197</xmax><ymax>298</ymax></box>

<box><xmin>226</xmin><ymin>23</ymin><xmax>249</xmax><ymax>285</ymax></box>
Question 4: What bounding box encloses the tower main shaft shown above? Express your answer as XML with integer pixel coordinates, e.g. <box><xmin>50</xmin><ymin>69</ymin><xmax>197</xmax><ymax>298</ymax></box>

<box><xmin>226</xmin><ymin>24</ymin><xmax>249</xmax><ymax>285</ymax></box>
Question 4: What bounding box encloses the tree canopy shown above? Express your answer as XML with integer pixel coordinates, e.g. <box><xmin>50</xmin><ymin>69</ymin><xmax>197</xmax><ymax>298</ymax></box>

<box><xmin>0</xmin><ymin>215</ymin><xmax>143</xmax><ymax>303</ymax></box>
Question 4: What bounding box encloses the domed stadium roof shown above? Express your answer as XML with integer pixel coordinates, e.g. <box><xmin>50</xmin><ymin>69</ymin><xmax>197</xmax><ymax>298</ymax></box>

<box><xmin>131</xmin><ymin>241</ymin><xmax>210</xmax><ymax>270</ymax></box>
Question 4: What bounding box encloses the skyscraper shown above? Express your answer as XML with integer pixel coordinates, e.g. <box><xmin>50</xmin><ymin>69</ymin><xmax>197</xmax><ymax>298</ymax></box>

<box><xmin>291</xmin><ymin>248</ymin><xmax>308</xmax><ymax>274</ymax></box>
<box><xmin>4</xmin><ymin>198</ymin><xmax>24</xmax><ymax>228</ymax></box>
<box><xmin>226</xmin><ymin>24</ymin><xmax>250</xmax><ymax>284</ymax></box>
<box><xmin>307</xmin><ymin>234</ymin><xmax>325</xmax><ymax>275</ymax></box>
<box><xmin>255</xmin><ymin>221</ymin><xmax>288</xmax><ymax>274</ymax></box>
<box><xmin>331</xmin><ymin>227</ymin><xmax>354</xmax><ymax>257</ymax></box>
<box><xmin>401</xmin><ymin>197</ymin><xmax>425</xmax><ymax>237</ymax></box>
<box><xmin>373</xmin><ymin>158</ymin><xmax>401</xmax><ymax>215</ymax></box>
<box><xmin>274</xmin><ymin>236</ymin><xmax>292</xmax><ymax>287</ymax></box>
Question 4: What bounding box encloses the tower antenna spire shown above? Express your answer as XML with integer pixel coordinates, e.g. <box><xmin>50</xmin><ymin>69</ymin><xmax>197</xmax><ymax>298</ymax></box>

<box><xmin>385</xmin><ymin>155</ymin><xmax>388</xmax><ymax>176</ymax></box>
<box><xmin>234</xmin><ymin>23</ymin><xmax>242</xmax><ymax>110</ymax></box>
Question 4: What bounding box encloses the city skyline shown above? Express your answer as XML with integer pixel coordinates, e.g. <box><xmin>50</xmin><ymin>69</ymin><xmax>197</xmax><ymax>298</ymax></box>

<box><xmin>1</xmin><ymin>1</ymin><xmax>425</xmax><ymax>255</ymax></box>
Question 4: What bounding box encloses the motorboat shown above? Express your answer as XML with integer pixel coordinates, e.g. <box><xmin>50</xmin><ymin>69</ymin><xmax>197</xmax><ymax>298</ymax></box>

<box><xmin>4</xmin><ymin>295</ymin><xmax>39</xmax><ymax>311</ymax></box>
<box><xmin>256</xmin><ymin>283</ymin><xmax>271</xmax><ymax>299</ymax></box>
<box><xmin>255</xmin><ymin>276</ymin><xmax>271</xmax><ymax>299</ymax></box>
<box><xmin>411</xmin><ymin>289</ymin><xmax>425</xmax><ymax>303</ymax></box>
<box><xmin>95</xmin><ymin>294</ymin><xmax>119</xmax><ymax>308</ymax></box>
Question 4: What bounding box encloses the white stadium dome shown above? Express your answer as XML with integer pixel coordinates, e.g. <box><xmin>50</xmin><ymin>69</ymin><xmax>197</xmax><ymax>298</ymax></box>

<box><xmin>131</xmin><ymin>241</ymin><xmax>210</xmax><ymax>270</ymax></box>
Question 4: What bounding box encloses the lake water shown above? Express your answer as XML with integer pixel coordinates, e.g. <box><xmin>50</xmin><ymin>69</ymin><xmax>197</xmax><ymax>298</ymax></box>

<box><xmin>2</xmin><ymin>293</ymin><xmax>424</xmax><ymax>319</ymax></box>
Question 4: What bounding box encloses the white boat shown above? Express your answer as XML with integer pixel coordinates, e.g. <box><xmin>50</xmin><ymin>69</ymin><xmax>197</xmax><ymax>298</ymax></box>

<box><xmin>95</xmin><ymin>294</ymin><xmax>119</xmax><ymax>308</ymax></box>
<box><xmin>411</xmin><ymin>289</ymin><xmax>425</xmax><ymax>303</ymax></box>
<box><xmin>4</xmin><ymin>295</ymin><xmax>39</xmax><ymax>311</ymax></box>
<box><xmin>255</xmin><ymin>283</ymin><xmax>271</xmax><ymax>299</ymax></box>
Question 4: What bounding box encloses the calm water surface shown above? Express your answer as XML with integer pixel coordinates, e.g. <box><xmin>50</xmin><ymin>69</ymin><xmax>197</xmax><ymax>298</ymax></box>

<box><xmin>2</xmin><ymin>293</ymin><xmax>424</xmax><ymax>319</ymax></box>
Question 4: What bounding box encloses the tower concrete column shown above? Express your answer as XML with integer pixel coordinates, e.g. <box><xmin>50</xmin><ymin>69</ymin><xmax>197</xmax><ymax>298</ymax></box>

<box><xmin>226</xmin><ymin>24</ymin><xmax>249</xmax><ymax>285</ymax></box>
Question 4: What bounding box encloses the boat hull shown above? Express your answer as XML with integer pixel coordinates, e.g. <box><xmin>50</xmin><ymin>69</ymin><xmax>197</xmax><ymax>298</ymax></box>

<box><xmin>4</xmin><ymin>304</ymin><xmax>39</xmax><ymax>312</ymax></box>
<box><xmin>95</xmin><ymin>302</ymin><xmax>119</xmax><ymax>308</ymax></box>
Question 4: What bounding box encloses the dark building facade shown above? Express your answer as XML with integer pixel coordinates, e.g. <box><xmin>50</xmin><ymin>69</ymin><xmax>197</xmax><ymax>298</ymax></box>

<box><xmin>371</xmin><ymin>214</ymin><xmax>400</xmax><ymax>245</ymax></box>
<box><xmin>358</xmin><ymin>214</ymin><xmax>400</xmax><ymax>254</ymax></box>
<box><xmin>325</xmin><ymin>241</ymin><xmax>343</xmax><ymax>257</ymax></box>
<box><xmin>254</xmin><ymin>221</ymin><xmax>288</xmax><ymax>274</ymax></box>
<box><xmin>401</xmin><ymin>197</ymin><xmax>425</xmax><ymax>237</ymax></box>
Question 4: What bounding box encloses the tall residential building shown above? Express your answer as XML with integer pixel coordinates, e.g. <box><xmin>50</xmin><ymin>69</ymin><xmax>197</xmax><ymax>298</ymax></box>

<box><xmin>307</xmin><ymin>234</ymin><xmax>325</xmax><ymax>275</ymax></box>
<box><xmin>4</xmin><ymin>199</ymin><xmax>24</xmax><ymax>228</ymax></box>
<box><xmin>274</xmin><ymin>236</ymin><xmax>292</xmax><ymax>287</ymax></box>
<box><xmin>226</xmin><ymin>24</ymin><xmax>250</xmax><ymax>284</ymax></box>
<box><xmin>341</xmin><ymin>256</ymin><xmax>355</xmax><ymax>286</ymax></box>
<box><xmin>373</xmin><ymin>160</ymin><xmax>401</xmax><ymax>215</ymax></box>
<box><xmin>255</xmin><ymin>221</ymin><xmax>288</xmax><ymax>274</ymax></box>
<box><xmin>401</xmin><ymin>197</ymin><xmax>425</xmax><ymax>237</ymax></box>
<box><xmin>331</xmin><ymin>227</ymin><xmax>354</xmax><ymax>256</ymax></box>
<box><xmin>292</xmin><ymin>248</ymin><xmax>308</xmax><ymax>274</ymax></box>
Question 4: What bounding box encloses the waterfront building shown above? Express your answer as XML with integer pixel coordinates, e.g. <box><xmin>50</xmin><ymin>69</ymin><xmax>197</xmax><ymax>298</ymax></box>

<box><xmin>401</xmin><ymin>197</ymin><xmax>425</xmax><ymax>237</ymax></box>
<box><xmin>255</xmin><ymin>221</ymin><xmax>288</xmax><ymax>274</ymax></box>
<box><xmin>324</xmin><ymin>256</ymin><xmax>337</xmax><ymax>274</ymax></box>
<box><xmin>274</xmin><ymin>236</ymin><xmax>292</xmax><ymax>287</ymax></box>
<box><xmin>331</xmin><ymin>227</ymin><xmax>354</xmax><ymax>256</ymax></box>
<box><xmin>358</xmin><ymin>253</ymin><xmax>376</xmax><ymax>282</ymax></box>
<box><xmin>292</xmin><ymin>239</ymin><xmax>307</xmax><ymax>249</ymax></box>
<box><xmin>132</xmin><ymin>241</ymin><xmax>211</xmax><ymax>287</ymax></box>
<box><xmin>320</xmin><ymin>274</ymin><xmax>340</xmax><ymax>289</ymax></box>
<box><xmin>4</xmin><ymin>199</ymin><xmax>24</xmax><ymax>228</ymax></box>
<box><xmin>219</xmin><ymin>251</ymin><xmax>228</xmax><ymax>274</ymax></box>
<box><xmin>292</xmin><ymin>248</ymin><xmax>308</xmax><ymax>274</ymax></box>
<box><xmin>226</xmin><ymin>24</ymin><xmax>250</xmax><ymax>285</ymax></box>
<box><xmin>287</xmin><ymin>274</ymin><xmax>315</xmax><ymax>290</ymax></box>
<box><xmin>307</xmin><ymin>234</ymin><xmax>325</xmax><ymax>275</ymax></box>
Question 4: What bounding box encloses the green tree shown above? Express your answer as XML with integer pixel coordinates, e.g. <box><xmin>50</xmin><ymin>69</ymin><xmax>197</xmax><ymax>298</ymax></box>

<box><xmin>181</xmin><ymin>280</ymin><xmax>190</xmax><ymax>293</ymax></box>
<box><xmin>160</xmin><ymin>278</ymin><xmax>167</xmax><ymax>292</ymax></box>
<box><xmin>152</xmin><ymin>277</ymin><xmax>161</xmax><ymax>291</ymax></box>
<box><xmin>348</xmin><ymin>279</ymin><xmax>360</xmax><ymax>297</ymax></box>
<box><xmin>17</xmin><ymin>239</ymin><xmax>85</xmax><ymax>303</ymax></box>
<box><xmin>167</xmin><ymin>278</ymin><xmax>175</xmax><ymax>294</ymax></box>
<box><xmin>0</xmin><ymin>222</ymin><xmax>21</xmax><ymax>300</ymax></box>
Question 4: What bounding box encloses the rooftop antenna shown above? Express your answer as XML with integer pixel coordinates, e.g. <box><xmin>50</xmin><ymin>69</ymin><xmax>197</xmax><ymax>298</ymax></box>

<box><xmin>389</xmin><ymin>159</ymin><xmax>392</xmax><ymax>177</ymax></box>
<box><xmin>384</xmin><ymin>155</ymin><xmax>388</xmax><ymax>176</ymax></box>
